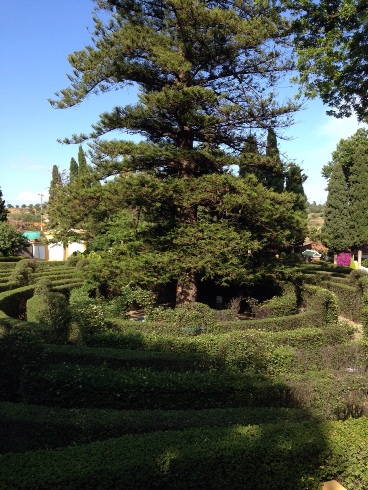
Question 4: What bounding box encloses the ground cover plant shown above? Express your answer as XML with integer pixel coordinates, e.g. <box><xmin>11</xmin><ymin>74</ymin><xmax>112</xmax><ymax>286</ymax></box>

<box><xmin>1</xmin><ymin>259</ymin><xmax>368</xmax><ymax>488</ymax></box>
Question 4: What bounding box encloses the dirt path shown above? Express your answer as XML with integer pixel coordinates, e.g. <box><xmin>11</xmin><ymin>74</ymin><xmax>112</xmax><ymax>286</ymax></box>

<box><xmin>339</xmin><ymin>315</ymin><xmax>363</xmax><ymax>341</ymax></box>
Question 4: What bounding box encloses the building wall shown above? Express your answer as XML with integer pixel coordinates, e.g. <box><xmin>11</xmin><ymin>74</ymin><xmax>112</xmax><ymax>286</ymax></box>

<box><xmin>29</xmin><ymin>241</ymin><xmax>86</xmax><ymax>261</ymax></box>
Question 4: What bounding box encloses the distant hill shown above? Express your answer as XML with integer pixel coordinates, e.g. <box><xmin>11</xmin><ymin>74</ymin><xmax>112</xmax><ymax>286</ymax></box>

<box><xmin>6</xmin><ymin>206</ymin><xmax>44</xmax><ymax>232</ymax></box>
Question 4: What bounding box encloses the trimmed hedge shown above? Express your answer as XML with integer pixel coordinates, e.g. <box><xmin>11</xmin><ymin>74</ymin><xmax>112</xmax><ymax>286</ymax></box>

<box><xmin>0</xmin><ymin>402</ymin><xmax>309</xmax><ymax>453</ymax></box>
<box><xmin>0</xmin><ymin>285</ymin><xmax>34</xmax><ymax>318</ymax></box>
<box><xmin>0</xmin><ymin>257</ymin><xmax>21</xmax><ymax>263</ymax></box>
<box><xmin>44</xmin><ymin>344</ymin><xmax>214</xmax><ymax>371</ymax></box>
<box><xmin>108</xmin><ymin>310</ymin><xmax>325</xmax><ymax>335</ymax></box>
<box><xmin>0</xmin><ymin>418</ymin><xmax>368</xmax><ymax>489</ymax></box>
<box><xmin>20</xmin><ymin>364</ymin><xmax>293</xmax><ymax>410</ymax></box>
<box><xmin>84</xmin><ymin>321</ymin><xmax>354</xmax><ymax>377</ymax></box>
<box><xmin>326</xmin><ymin>282</ymin><xmax>361</xmax><ymax>322</ymax></box>
<box><xmin>303</xmin><ymin>285</ymin><xmax>339</xmax><ymax>326</ymax></box>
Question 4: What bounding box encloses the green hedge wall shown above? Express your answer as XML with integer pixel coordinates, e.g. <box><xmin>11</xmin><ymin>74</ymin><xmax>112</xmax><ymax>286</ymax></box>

<box><xmin>0</xmin><ymin>418</ymin><xmax>368</xmax><ymax>489</ymax></box>
<box><xmin>0</xmin><ymin>402</ymin><xmax>309</xmax><ymax>454</ymax></box>
<box><xmin>326</xmin><ymin>282</ymin><xmax>361</xmax><ymax>322</ymax></box>
<box><xmin>303</xmin><ymin>285</ymin><xmax>339</xmax><ymax>326</ymax></box>
<box><xmin>20</xmin><ymin>364</ymin><xmax>293</xmax><ymax>410</ymax></box>
<box><xmin>0</xmin><ymin>285</ymin><xmax>34</xmax><ymax>318</ymax></box>
<box><xmin>44</xmin><ymin>344</ymin><xmax>214</xmax><ymax>371</ymax></box>
<box><xmin>84</xmin><ymin>322</ymin><xmax>353</xmax><ymax>375</ymax></box>
<box><xmin>109</xmin><ymin>310</ymin><xmax>325</xmax><ymax>335</ymax></box>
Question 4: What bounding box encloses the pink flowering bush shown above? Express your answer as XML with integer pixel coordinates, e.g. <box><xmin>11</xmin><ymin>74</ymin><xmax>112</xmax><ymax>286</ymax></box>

<box><xmin>336</xmin><ymin>252</ymin><xmax>351</xmax><ymax>267</ymax></box>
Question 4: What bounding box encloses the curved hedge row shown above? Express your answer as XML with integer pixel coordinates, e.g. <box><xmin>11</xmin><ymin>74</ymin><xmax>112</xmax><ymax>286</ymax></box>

<box><xmin>0</xmin><ymin>417</ymin><xmax>367</xmax><ymax>489</ymax></box>
<box><xmin>0</xmin><ymin>402</ymin><xmax>309</xmax><ymax>454</ymax></box>
<box><xmin>20</xmin><ymin>364</ymin><xmax>292</xmax><ymax>410</ymax></box>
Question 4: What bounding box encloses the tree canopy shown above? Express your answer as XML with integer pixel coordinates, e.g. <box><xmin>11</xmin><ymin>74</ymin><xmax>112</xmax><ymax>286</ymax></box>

<box><xmin>290</xmin><ymin>0</ymin><xmax>368</xmax><ymax>122</ymax></box>
<box><xmin>0</xmin><ymin>222</ymin><xmax>27</xmax><ymax>257</ymax></box>
<box><xmin>49</xmin><ymin>0</ymin><xmax>307</xmax><ymax>303</ymax></box>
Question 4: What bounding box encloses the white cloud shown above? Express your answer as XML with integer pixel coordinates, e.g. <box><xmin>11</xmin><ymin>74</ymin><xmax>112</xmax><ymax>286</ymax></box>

<box><xmin>319</xmin><ymin>115</ymin><xmax>367</xmax><ymax>139</ymax></box>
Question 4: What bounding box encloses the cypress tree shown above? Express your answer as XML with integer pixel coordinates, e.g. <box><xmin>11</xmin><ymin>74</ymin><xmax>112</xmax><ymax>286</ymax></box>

<box><xmin>77</xmin><ymin>146</ymin><xmax>89</xmax><ymax>176</ymax></box>
<box><xmin>322</xmin><ymin>161</ymin><xmax>351</xmax><ymax>253</ymax></box>
<box><xmin>285</xmin><ymin>163</ymin><xmax>307</xmax><ymax>213</ymax></box>
<box><xmin>349</xmin><ymin>147</ymin><xmax>368</xmax><ymax>251</ymax></box>
<box><xmin>47</xmin><ymin>165</ymin><xmax>63</xmax><ymax>229</ymax></box>
<box><xmin>0</xmin><ymin>188</ymin><xmax>8</xmax><ymax>222</ymax></box>
<box><xmin>285</xmin><ymin>163</ymin><xmax>308</xmax><ymax>247</ymax></box>
<box><xmin>69</xmin><ymin>157</ymin><xmax>79</xmax><ymax>182</ymax></box>
<box><xmin>239</xmin><ymin>135</ymin><xmax>261</xmax><ymax>178</ymax></box>
<box><xmin>264</xmin><ymin>128</ymin><xmax>284</xmax><ymax>192</ymax></box>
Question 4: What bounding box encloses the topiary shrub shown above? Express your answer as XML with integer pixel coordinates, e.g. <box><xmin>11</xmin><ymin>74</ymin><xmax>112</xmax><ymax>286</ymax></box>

<box><xmin>69</xmin><ymin>286</ymin><xmax>110</xmax><ymax>339</ymax></box>
<box><xmin>174</xmin><ymin>302</ymin><xmax>217</xmax><ymax>334</ymax></box>
<box><xmin>349</xmin><ymin>269</ymin><xmax>368</xmax><ymax>284</ymax></box>
<box><xmin>10</xmin><ymin>259</ymin><xmax>37</xmax><ymax>286</ymax></box>
<box><xmin>75</xmin><ymin>258</ymin><xmax>91</xmax><ymax>270</ymax></box>
<box><xmin>26</xmin><ymin>279</ymin><xmax>70</xmax><ymax>342</ymax></box>
<box><xmin>146</xmin><ymin>302</ymin><xmax>217</xmax><ymax>334</ymax></box>
<box><xmin>65</xmin><ymin>253</ymin><xmax>82</xmax><ymax>267</ymax></box>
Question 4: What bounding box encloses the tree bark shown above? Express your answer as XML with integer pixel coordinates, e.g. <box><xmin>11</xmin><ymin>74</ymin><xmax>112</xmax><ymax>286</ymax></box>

<box><xmin>176</xmin><ymin>271</ymin><xmax>198</xmax><ymax>305</ymax></box>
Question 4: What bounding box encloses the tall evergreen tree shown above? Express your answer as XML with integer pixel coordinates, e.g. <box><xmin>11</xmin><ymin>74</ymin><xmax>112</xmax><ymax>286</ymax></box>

<box><xmin>77</xmin><ymin>146</ymin><xmax>89</xmax><ymax>176</ymax></box>
<box><xmin>264</xmin><ymin>128</ymin><xmax>285</xmax><ymax>192</ymax></box>
<box><xmin>0</xmin><ymin>188</ymin><xmax>8</xmax><ymax>222</ymax></box>
<box><xmin>49</xmin><ymin>165</ymin><xmax>62</xmax><ymax>200</ymax></box>
<box><xmin>239</xmin><ymin>135</ymin><xmax>261</xmax><ymax>178</ymax></box>
<box><xmin>285</xmin><ymin>163</ymin><xmax>308</xmax><ymax>247</ymax></box>
<box><xmin>285</xmin><ymin>163</ymin><xmax>307</xmax><ymax>212</ymax></box>
<box><xmin>50</xmin><ymin>0</ymin><xmax>302</xmax><ymax>303</ymax></box>
<box><xmin>348</xmin><ymin>145</ymin><xmax>368</xmax><ymax>251</ymax></box>
<box><xmin>47</xmin><ymin>165</ymin><xmax>63</xmax><ymax>229</ymax></box>
<box><xmin>322</xmin><ymin>129</ymin><xmax>368</xmax><ymax>258</ymax></box>
<box><xmin>69</xmin><ymin>157</ymin><xmax>79</xmax><ymax>182</ymax></box>
<box><xmin>322</xmin><ymin>161</ymin><xmax>351</xmax><ymax>253</ymax></box>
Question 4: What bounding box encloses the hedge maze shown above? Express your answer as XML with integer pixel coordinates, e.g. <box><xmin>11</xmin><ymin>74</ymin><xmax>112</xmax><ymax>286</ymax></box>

<box><xmin>1</xmin><ymin>259</ymin><xmax>368</xmax><ymax>489</ymax></box>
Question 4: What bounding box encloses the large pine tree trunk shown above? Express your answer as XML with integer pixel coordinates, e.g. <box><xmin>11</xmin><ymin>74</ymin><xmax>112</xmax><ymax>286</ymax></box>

<box><xmin>176</xmin><ymin>272</ymin><xmax>198</xmax><ymax>305</ymax></box>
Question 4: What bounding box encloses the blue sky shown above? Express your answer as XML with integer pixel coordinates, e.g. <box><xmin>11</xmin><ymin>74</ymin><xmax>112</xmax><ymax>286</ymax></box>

<box><xmin>1</xmin><ymin>1</ymin><xmax>366</xmax><ymax>206</ymax></box>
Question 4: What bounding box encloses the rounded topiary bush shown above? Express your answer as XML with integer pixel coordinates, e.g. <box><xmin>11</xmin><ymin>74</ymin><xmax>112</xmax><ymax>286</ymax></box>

<box><xmin>69</xmin><ymin>285</ymin><xmax>109</xmax><ymax>339</ymax></box>
<box><xmin>174</xmin><ymin>302</ymin><xmax>217</xmax><ymax>334</ymax></box>
<box><xmin>26</xmin><ymin>279</ymin><xmax>70</xmax><ymax>342</ymax></box>
<box><xmin>65</xmin><ymin>253</ymin><xmax>81</xmax><ymax>267</ymax></box>
<box><xmin>10</xmin><ymin>259</ymin><xmax>37</xmax><ymax>286</ymax></box>
<box><xmin>349</xmin><ymin>269</ymin><xmax>368</xmax><ymax>284</ymax></box>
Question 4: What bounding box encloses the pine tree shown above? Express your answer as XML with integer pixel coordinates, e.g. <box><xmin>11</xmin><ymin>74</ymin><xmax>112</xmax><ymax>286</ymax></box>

<box><xmin>50</xmin><ymin>0</ymin><xmax>301</xmax><ymax>303</ymax></box>
<box><xmin>69</xmin><ymin>157</ymin><xmax>78</xmax><ymax>182</ymax></box>
<box><xmin>322</xmin><ymin>161</ymin><xmax>351</xmax><ymax>253</ymax></box>
<box><xmin>0</xmin><ymin>187</ymin><xmax>8</xmax><ymax>222</ymax></box>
